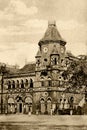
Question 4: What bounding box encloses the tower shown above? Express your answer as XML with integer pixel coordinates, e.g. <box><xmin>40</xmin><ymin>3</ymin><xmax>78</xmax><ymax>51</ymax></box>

<box><xmin>35</xmin><ymin>21</ymin><xmax>66</xmax><ymax>88</ymax></box>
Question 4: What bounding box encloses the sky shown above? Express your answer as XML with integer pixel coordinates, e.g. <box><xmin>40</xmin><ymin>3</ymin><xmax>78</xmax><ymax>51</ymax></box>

<box><xmin>0</xmin><ymin>0</ymin><xmax>87</xmax><ymax>68</ymax></box>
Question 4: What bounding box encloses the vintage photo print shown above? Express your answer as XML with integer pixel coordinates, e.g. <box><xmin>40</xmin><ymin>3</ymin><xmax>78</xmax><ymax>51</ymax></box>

<box><xmin>0</xmin><ymin>0</ymin><xmax>87</xmax><ymax>130</ymax></box>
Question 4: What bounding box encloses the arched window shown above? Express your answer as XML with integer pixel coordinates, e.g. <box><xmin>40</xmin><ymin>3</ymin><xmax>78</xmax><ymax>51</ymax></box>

<box><xmin>70</xmin><ymin>96</ymin><xmax>74</xmax><ymax>108</ymax></box>
<box><xmin>48</xmin><ymin>80</ymin><xmax>51</xmax><ymax>86</ymax></box>
<box><xmin>25</xmin><ymin>79</ymin><xmax>28</xmax><ymax>86</ymax></box>
<box><xmin>41</xmin><ymin>77</ymin><xmax>44</xmax><ymax>87</ymax></box>
<box><xmin>30</xmin><ymin>79</ymin><xmax>33</xmax><ymax>88</ymax></box>
<box><xmin>40</xmin><ymin>98</ymin><xmax>45</xmax><ymax>103</ymax></box>
<box><xmin>21</xmin><ymin>80</ymin><xmax>24</xmax><ymax>88</ymax></box>
<box><xmin>8</xmin><ymin>98</ymin><xmax>14</xmax><ymax>104</ymax></box>
<box><xmin>25</xmin><ymin>97</ymin><xmax>32</xmax><ymax>104</ymax></box>
<box><xmin>48</xmin><ymin>76</ymin><xmax>51</xmax><ymax>86</ymax></box>
<box><xmin>70</xmin><ymin>96</ymin><xmax>74</xmax><ymax>103</ymax></box>
<box><xmin>47</xmin><ymin>97</ymin><xmax>52</xmax><ymax>102</ymax></box>
<box><xmin>8</xmin><ymin>81</ymin><xmax>11</xmax><ymax>89</ymax></box>
<box><xmin>16</xmin><ymin>80</ymin><xmax>19</xmax><ymax>88</ymax></box>
<box><xmin>12</xmin><ymin>80</ymin><xmax>15</xmax><ymax>89</ymax></box>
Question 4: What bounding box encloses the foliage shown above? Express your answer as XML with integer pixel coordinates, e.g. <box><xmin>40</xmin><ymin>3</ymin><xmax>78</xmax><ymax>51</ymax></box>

<box><xmin>62</xmin><ymin>55</ymin><xmax>87</xmax><ymax>92</ymax></box>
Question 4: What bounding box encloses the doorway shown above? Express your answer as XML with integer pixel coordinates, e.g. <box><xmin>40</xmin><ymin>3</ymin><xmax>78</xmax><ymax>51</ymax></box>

<box><xmin>40</xmin><ymin>98</ymin><xmax>45</xmax><ymax>114</ymax></box>
<box><xmin>25</xmin><ymin>97</ymin><xmax>32</xmax><ymax>114</ymax></box>
<box><xmin>47</xmin><ymin>98</ymin><xmax>52</xmax><ymax>114</ymax></box>
<box><xmin>19</xmin><ymin>103</ymin><xmax>22</xmax><ymax>113</ymax></box>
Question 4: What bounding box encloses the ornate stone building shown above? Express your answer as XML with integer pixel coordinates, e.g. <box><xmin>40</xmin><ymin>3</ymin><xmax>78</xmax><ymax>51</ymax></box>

<box><xmin>0</xmin><ymin>21</ymin><xmax>85</xmax><ymax>115</ymax></box>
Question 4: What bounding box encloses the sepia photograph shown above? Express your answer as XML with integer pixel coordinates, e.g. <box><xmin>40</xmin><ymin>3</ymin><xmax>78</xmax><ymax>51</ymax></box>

<box><xmin>0</xmin><ymin>0</ymin><xmax>87</xmax><ymax>129</ymax></box>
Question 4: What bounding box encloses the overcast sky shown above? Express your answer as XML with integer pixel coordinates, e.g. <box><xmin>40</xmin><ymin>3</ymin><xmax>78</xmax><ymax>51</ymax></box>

<box><xmin>0</xmin><ymin>0</ymin><xmax>87</xmax><ymax>67</ymax></box>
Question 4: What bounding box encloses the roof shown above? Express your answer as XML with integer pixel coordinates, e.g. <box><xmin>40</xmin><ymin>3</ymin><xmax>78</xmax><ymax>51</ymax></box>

<box><xmin>35</xmin><ymin>49</ymin><xmax>41</xmax><ymax>57</ymax></box>
<box><xmin>19</xmin><ymin>63</ymin><xmax>36</xmax><ymax>73</ymax></box>
<box><xmin>39</xmin><ymin>21</ymin><xmax>66</xmax><ymax>45</ymax></box>
<box><xmin>0</xmin><ymin>64</ymin><xmax>19</xmax><ymax>75</ymax></box>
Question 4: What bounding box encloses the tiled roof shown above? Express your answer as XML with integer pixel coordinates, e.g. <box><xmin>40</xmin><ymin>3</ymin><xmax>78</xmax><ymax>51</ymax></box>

<box><xmin>19</xmin><ymin>63</ymin><xmax>36</xmax><ymax>73</ymax></box>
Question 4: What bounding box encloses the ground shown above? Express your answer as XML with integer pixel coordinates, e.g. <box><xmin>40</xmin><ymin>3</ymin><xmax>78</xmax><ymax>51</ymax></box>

<box><xmin>0</xmin><ymin>115</ymin><xmax>87</xmax><ymax>126</ymax></box>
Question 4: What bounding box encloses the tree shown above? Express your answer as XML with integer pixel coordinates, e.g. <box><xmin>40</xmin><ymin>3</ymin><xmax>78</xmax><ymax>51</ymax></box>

<box><xmin>62</xmin><ymin>54</ymin><xmax>87</xmax><ymax>92</ymax></box>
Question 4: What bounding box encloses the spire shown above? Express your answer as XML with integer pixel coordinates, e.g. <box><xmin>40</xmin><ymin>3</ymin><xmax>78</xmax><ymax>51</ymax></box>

<box><xmin>39</xmin><ymin>20</ymin><xmax>66</xmax><ymax>46</ymax></box>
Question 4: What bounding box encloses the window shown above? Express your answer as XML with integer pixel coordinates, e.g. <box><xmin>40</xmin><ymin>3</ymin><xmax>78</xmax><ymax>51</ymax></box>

<box><xmin>25</xmin><ymin>79</ymin><xmax>28</xmax><ymax>86</ymax></box>
<box><xmin>16</xmin><ymin>80</ymin><xmax>19</xmax><ymax>88</ymax></box>
<box><xmin>37</xmin><ymin>59</ymin><xmax>40</xmax><ymax>66</ymax></box>
<box><xmin>48</xmin><ymin>80</ymin><xmax>51</xmax><ymax>86</ymax></box>
<box><xmin>54</xmin><ymin>58</ymin><xmax>57</xmax><ymax>65</ymax></box>
<box><xmin>40</xmin><ymin>98</ymin><xmax>45</xmax><ymax>103</ymax></box>
<box><xmin>21</xmin><ymin>80</ymin><xmax>24</xmax><ymax>88</ymax></box>
<box><xmin>12</xmin><ymin>80</ymin><xmax>15</xmax><ymax>89</ymax></box>
<box><xmin>59</xmin><ymin>76</ymin><xmax>61</xmax><ymax>79</ymax></box>
<box><xmin>70</xmin><ymin>96</ymin><xmax>74</xmax><ymax>108</ymax></box>
<box><xmin>8</xmin><ymin>81</ymin><xmax>11</xmax><ymax>89</ymax></box>
<box><xmin>70</xmin><ymin>97</ymin><xmax>74</xmax><ymax>103</ymax></box>
<box><xmin>41</xmin><ymin>81</ymin><xmax>44</xmax><ymax>86</ymax></box>
<box><xmin>61</xmin><ymin>59</ymin><xmax>63</xmax><ymax>63</ymax></box>
<box><xmin>51</xmin><ymin>57</ymin><xmax>54</xmax><ymax>65</ymax></box>
<box><xmin>44</xmin><ymin>58</ymin><xmax>47</xmax><ymax>62</ymax></box>
<box><xmin>41</xmin><ymin>70</ymin><xmax>48</xmax><ymax>76</ymax></box>
<box><xmin>30</xmin><ymin>79</ymin><xmax>33</xmax><ymax>88</ymax></box>
<box><xmin>64</xmin><ymin>99</ymin><xmax>66</xmax><ymax>102</ymax></box>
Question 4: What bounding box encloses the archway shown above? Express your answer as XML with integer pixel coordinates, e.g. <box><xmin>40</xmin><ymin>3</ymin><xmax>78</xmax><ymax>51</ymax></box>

<box><xmin>24</xmin><ymin>97</ymin><xmax>32</xmax><ymax>114</ymax></box>
<box><xmin>47</xmin><ymin>97</ymin><xmax>52</xmax><ymax>114</ymax></box>
<box><xmin>8</xmin><ymin>98</ymin><xmax>15</xmax><ymax>114</ymax></box>
<box><xmin>40</xmin><ymin>98</ymin><xmax>45</xmax><ymax>114</ymax></box>
<box><xmin>16</xmin><ymin>96</ymin><xmax>23</xmax><ymax>113</ymax></box>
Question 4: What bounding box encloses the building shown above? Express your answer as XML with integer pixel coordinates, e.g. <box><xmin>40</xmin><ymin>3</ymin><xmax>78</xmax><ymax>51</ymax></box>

<box><xmin>0</xmin><ymin>21</ymin><xmax>86</xmax><ymax>115</ymax></box>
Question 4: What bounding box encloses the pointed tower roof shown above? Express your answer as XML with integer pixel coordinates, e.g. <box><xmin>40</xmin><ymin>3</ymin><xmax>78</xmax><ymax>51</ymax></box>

<box><xmin>39</xmin><ymin>21</ymin><xmax>66</xmax><ymax>46</ymax></box>
<box><xmin>35</xmin><ymin>49</ymin><xmax>41</xmax><ymax>58</ymax></box>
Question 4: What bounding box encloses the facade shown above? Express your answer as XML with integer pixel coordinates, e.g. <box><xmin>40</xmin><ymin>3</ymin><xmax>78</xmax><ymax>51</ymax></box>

<box><xmin>0</xmin><ymin>21</ymin><xmax>86</xmax><ymax>115</ymax></box>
